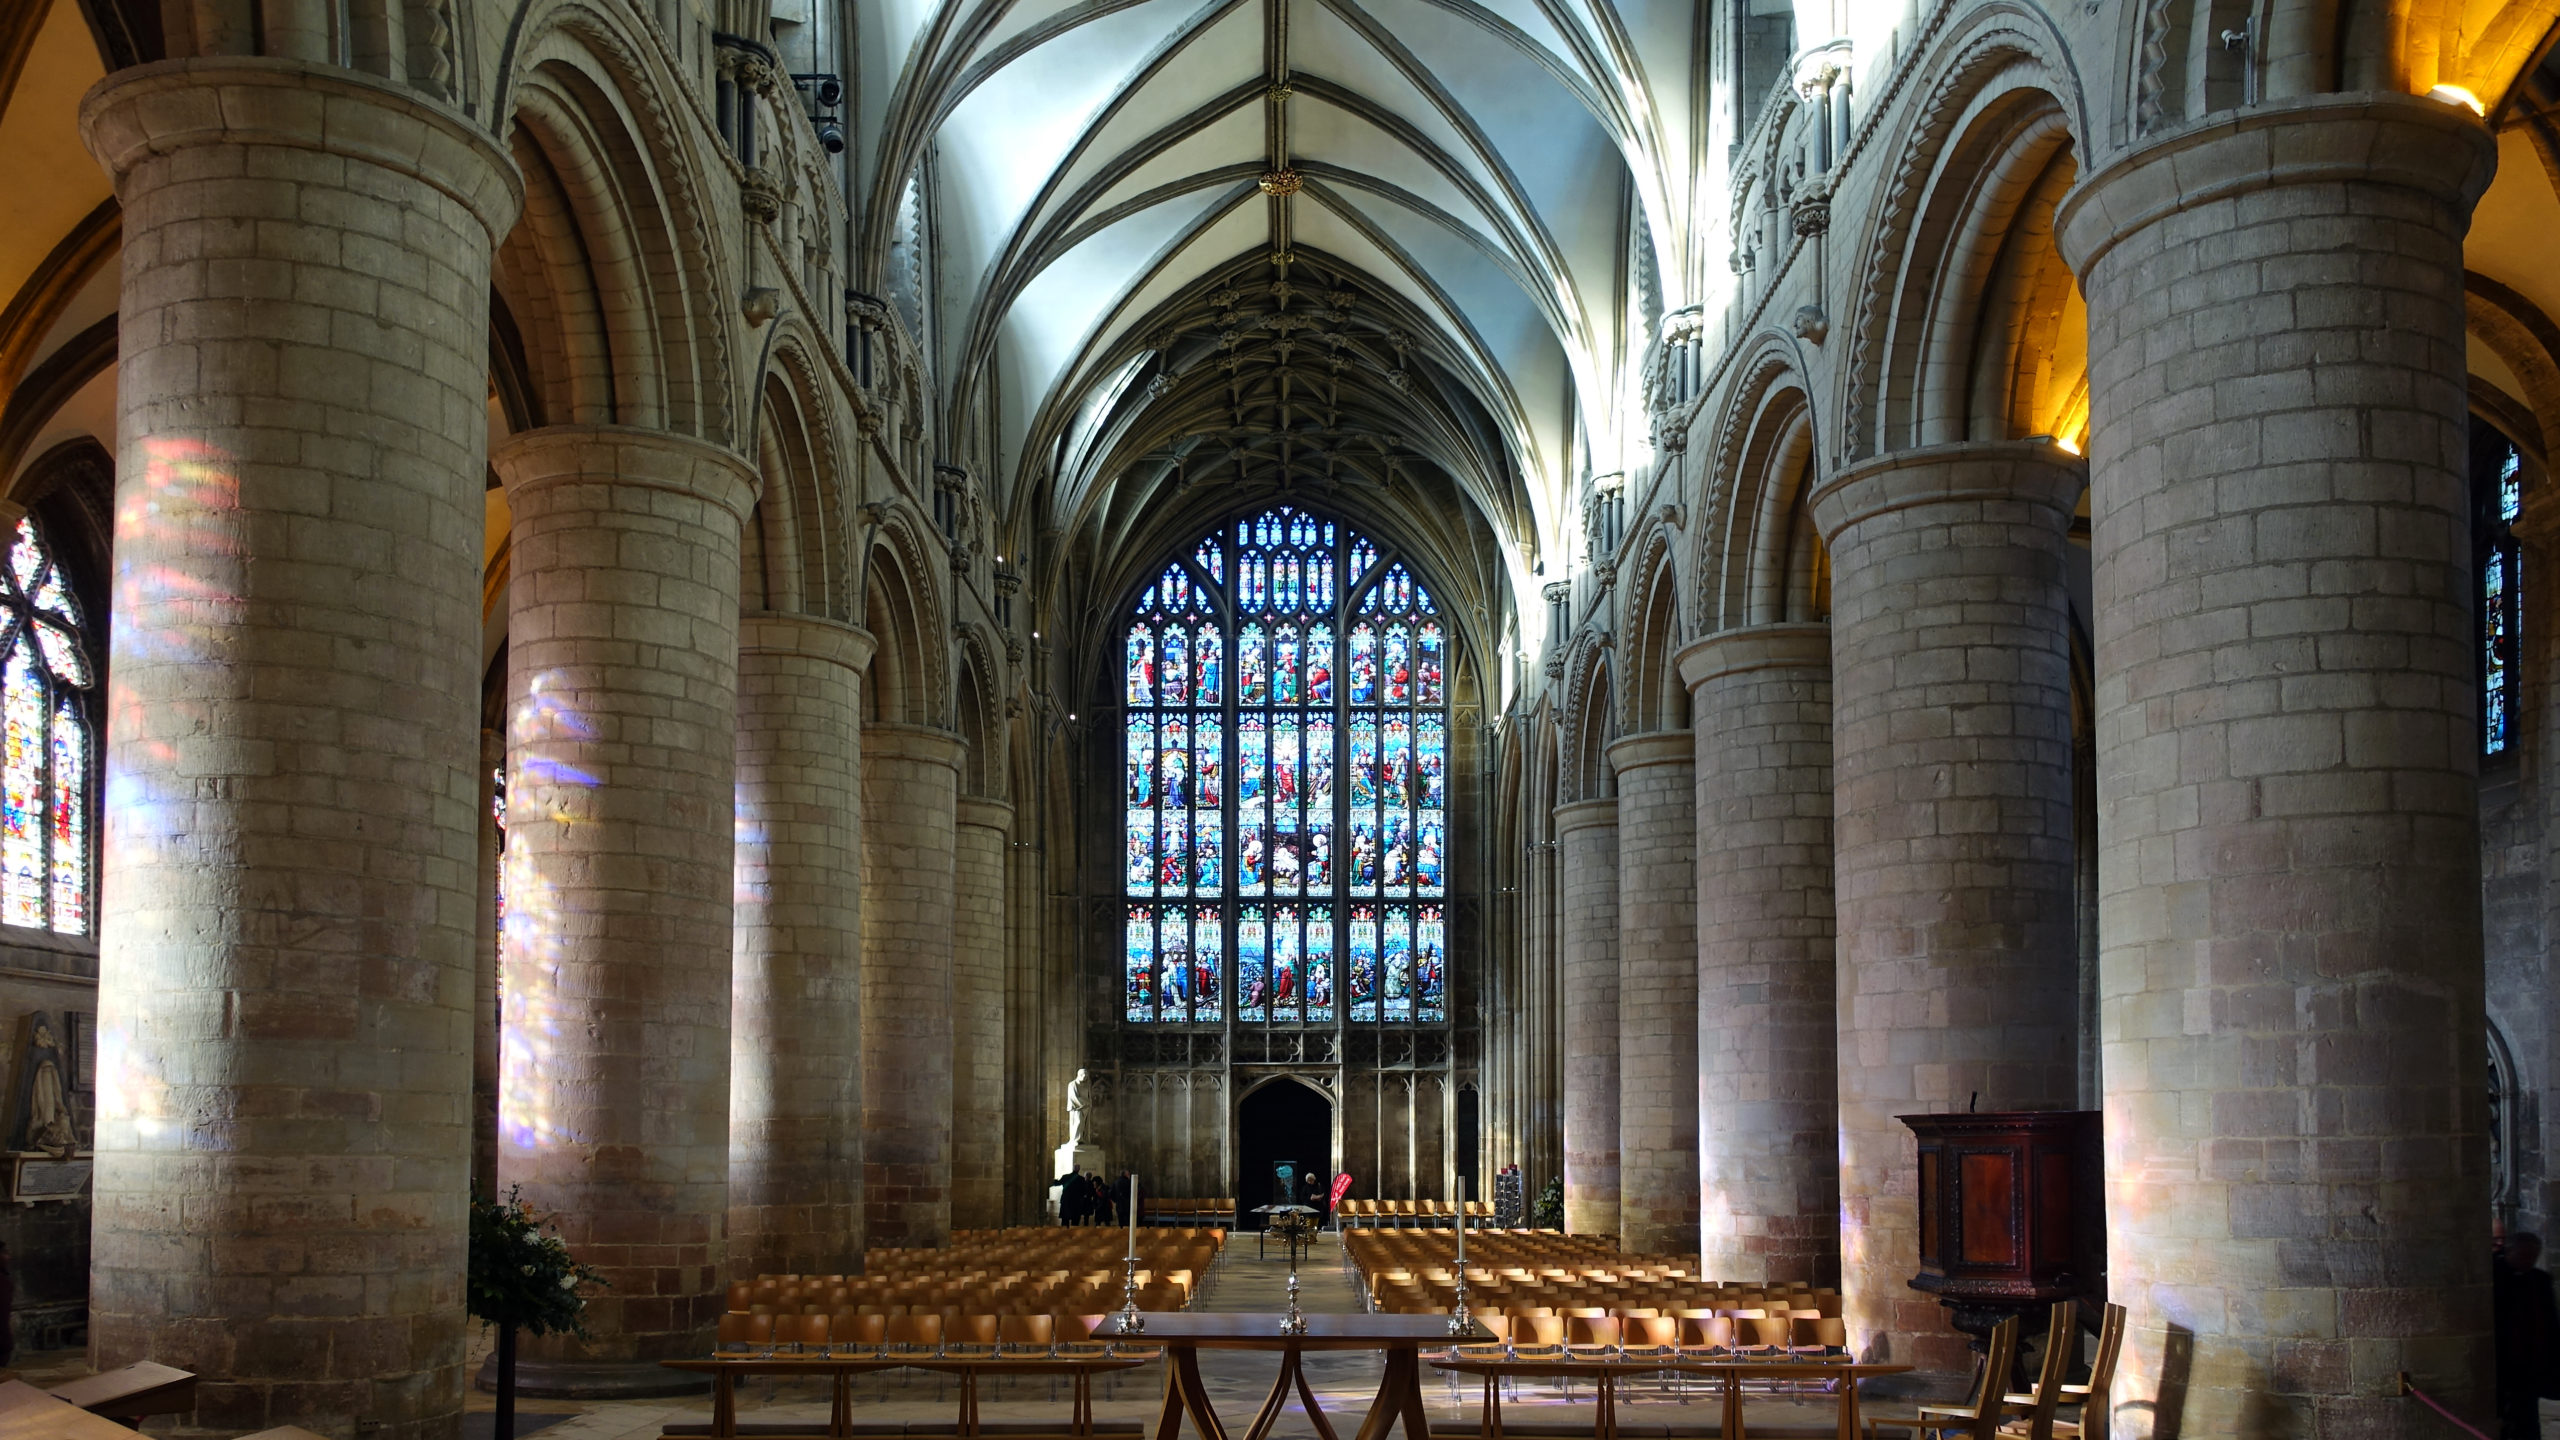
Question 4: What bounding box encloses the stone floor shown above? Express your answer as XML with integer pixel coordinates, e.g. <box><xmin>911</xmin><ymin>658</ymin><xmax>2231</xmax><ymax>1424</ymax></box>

<box><xmin>473</xmin><ymin>1233</ymin><xmax>1895</xmax><ymax>1439</ymax></box>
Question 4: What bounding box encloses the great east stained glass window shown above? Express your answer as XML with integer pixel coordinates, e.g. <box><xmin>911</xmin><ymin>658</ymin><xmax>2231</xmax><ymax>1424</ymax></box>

<box><xmin>0</xmin><ymin>518</ymin><xmax>91</xmax><ymax>935</ymax></box>
<box><xmin>1125</xmin><ymin>507</ymin><xmax>1447</xmax><ymax>1025</ymax></box>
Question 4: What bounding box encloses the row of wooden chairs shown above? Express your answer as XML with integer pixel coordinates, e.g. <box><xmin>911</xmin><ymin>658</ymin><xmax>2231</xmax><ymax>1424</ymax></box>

<box><xmin>715</xmin><ymin>1310</ymin><xmax>1146</xmax><ymax>1358</ymax></box>
<box><xmin>1136</xmin><ymin>1198</ymin><xmax>1237</xmax><ymax>1226</ymax></box>
<box><xmin>730</xmin><ymin>1267</ymin><xmax>1197</xmax><ymax>1317</ymax></box>
<box><xmin>1872</xmin><ymin>1300</ymin><xmax>2128</xmax><ymax>1440</ymax></box>
<box><xmin>1335</xmin><ymin>1199</ymin><xmax>1495</xmax><ymax>1226</ymax></box>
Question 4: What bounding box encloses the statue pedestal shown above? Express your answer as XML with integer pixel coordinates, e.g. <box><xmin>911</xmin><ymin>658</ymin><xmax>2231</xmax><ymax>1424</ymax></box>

<box><xmin>1047</xmin><ymin>1142</ymin><xmax>1104</xmax><ymax>1219</ymax></box>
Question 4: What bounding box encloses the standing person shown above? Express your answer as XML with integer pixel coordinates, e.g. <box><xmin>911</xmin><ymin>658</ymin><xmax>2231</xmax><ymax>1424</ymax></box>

<box><xmin>1056</xmin><ymin>1169</ymin><xmax>1090</xmax><ymax>1227</ymax></box>
<box><xmin>2497</xmin><ymin>1232</ymin><xmax>2560</xmax><ymax>1436</ymax></box>
<box><xmin>1090</xmin><ymin>1172</ymin><xmax>1116</xmax><ymax>1228</ymax></box>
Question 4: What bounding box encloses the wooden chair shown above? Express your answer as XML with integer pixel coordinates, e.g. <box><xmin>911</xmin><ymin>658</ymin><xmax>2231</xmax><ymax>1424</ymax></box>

<box><xmin>716</xmin><ymin>1312</ymin><xmax>774</xmax><ymax>1356</ymax></box>
<box><xmin>998</xmin><ymin>1313</ymin><xmax>1054</xmax><ymax>1357</ymax></box>
<box><xmin>777</xmin><ymin>1312</ymin><xmax>830</xmax><ymax>1354</ymax></box>
<box><xmin>1987</xmin><ymin>1303</ymin><xmax>2079</xmax><ymax>1440</ymax></box>
<box><xmin>829</xmin><ymin>1311</ymin><xmax>887</xmax><ymax>1356</ymax></box>
<box><xmin>2006</xmin><ymin>1303</ymin><xmax>2125</xmax><ymax>1440</ymax></box>
<box><xmin>1871</xmin><ymin>1313</ymin><xmax>2022</xmax><ymax>1440</ymax></box>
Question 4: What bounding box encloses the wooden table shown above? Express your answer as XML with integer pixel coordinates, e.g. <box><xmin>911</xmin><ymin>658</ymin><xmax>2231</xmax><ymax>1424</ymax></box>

<box><xmin>1428</xmin><ymin>1356</ymin><xmax>1914</xmax><ymax>1440</ymax></box>
<box><xmin>1121</xmin><ymin>1312</ymin><xmax>1485</xmax><ymax>1440</ymax></box>
<box><xmin>660</xmin><ymin>1350</ymin><xmax>1149</xmax><ymax>1438</ymax></box>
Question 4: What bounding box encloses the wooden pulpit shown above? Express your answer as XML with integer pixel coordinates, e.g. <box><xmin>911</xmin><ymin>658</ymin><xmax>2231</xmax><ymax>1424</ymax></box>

<box><xmin>1901</xmin><ymin>1109</ymin><xmax>2104</xmax><ymax>1354</ymax></box>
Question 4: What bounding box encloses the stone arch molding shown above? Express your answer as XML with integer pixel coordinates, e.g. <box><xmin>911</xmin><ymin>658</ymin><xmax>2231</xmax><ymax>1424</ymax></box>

<box><xmin>1837</xmin><ymin>5</ymin><xmax>2090</xmax><ymax>466</ymax></box>
<box><xmin>1616</xmin><ymin>523</ymin><xmax>1688</xmax><ymax>735</ymax></box>
<box><xmin>1692</xmin><ymin>338</ymin><xmax>1820</xmax><ymax>635</ymax></box>
<box><xmin>1555</xmin><ymin>627</ymin><xmax>1617</xmax><ymax>803</ymax></box>
<box><xmin>490</xmin><ymin>0</ymin><xmax>740</xmax><ymax>447</ymax></box>
<box><xmin>863</xmin><ymin>502</ymin><xmax>955</xmax><ymax>726</ymax></box>
<box><xmin>756</xmin><ymin>325</ymin><xmax>859</xmax><ymax>620</ymax></box>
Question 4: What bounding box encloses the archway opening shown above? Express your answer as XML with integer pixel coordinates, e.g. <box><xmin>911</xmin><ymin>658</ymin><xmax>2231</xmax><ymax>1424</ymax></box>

<box><xmin>1237</xmin><ymin>1080</ymin><xmax>1333</xmax><ymax>1229</ymax></box>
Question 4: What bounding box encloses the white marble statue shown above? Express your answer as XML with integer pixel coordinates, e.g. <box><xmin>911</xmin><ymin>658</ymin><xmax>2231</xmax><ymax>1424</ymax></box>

<box><xmin>1066</xmin><ymin>1066</ymin><xmax>1090</xmax><ymax>1148</ymax></box>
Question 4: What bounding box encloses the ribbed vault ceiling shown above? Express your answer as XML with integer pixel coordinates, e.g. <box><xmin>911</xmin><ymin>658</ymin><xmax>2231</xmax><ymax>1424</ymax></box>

<box><xmin>852</xmin><ymin>0</ymin><xmax>1702</xmax><ymax>577</ymax></box>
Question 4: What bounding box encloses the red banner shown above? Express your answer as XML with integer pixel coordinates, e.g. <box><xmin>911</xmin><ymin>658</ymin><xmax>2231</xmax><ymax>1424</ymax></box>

<box><xmin>1330</xmin><ymin>1172</ymin><xmax>1354</xmax><ymax>1204</ymax></box>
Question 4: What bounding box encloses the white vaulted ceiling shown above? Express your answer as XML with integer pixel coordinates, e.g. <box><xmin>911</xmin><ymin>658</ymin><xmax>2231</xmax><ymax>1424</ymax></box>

<box><xmin>850</xmin><ymin>0</ymin><xmax>1704</xmax><ymax>576</ymax></box>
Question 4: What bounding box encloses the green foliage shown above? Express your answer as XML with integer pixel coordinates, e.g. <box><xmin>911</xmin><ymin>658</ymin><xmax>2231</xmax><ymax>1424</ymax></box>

<box><xmin>469</xmin><ymin>1187</ymin><xmax>605</xmax><ymax>1336</ymax></box>
<box><xmin>1532</xmin><ymin>1176</ymin><xmax>1564</xmax><ymax>1231</ymax></box>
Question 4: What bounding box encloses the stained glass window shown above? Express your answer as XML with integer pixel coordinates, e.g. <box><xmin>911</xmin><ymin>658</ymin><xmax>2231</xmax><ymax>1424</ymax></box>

<box><xmin>0</xmin><ymin>518</ymin><xmax>91</xmax><ymax>935</ymax></box>
<box><xmin>1123</xmin><ymin>506</ymin><xmax>1448</xmax><ymax>1025</ymax></box>
<box><xmin>2478</xmin><ymin>420</ymin><xmax>2526</xmax><ymax>757</ymax></box>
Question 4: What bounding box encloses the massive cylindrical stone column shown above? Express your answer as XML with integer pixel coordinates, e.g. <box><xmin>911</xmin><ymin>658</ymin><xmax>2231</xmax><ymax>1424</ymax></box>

<box><xmin>1555</xmin><ymin>797</ymin><xmax>1622</xmax><ymax>1240</ymax></box>
<box><xmin>496</xmin><ymin>425</ymin><xmax>755</xmax><ymax>1388</ymax></box>
<box><xmin>1610</xmin><ymin>732</ymin><xmax>1699</xmax><ymax>1257</ymax></box>
<box><xmin>730</xmin><ymin>614</ymin><xmax>875</xmax><ymax>1279</ymax></box>
<box><xmin>1679</xmin><ymin>624</ymin><xmax>1839</xmax><ymax>1286</ymax></box>
<box><xmin>952</xmin><ymin>795</ymin><xmax>1013</xmax><ymax>1230</ymax></box>
<box><xmin>1810</xmin><ymin>439</ymin><xmax>2081</xmax><ymax>1370</ymax></box>
<box><xmin>80</xmin><ymin>59</ymin><xmax>519</xmax><ymax>1439</ymax></box>
<box><xmin>2056</xmin><ymin>93</ymin><xmax>2497</xmax><ymax>1434</ymax></box>
<box><xmin>861</xmin><ymin>723</ymin><xmax>964</xmax><ymax>1248</ymax></box>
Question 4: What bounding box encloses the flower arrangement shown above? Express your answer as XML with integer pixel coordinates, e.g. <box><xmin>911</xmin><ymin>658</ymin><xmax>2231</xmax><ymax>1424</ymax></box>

<box><xmin>469</xmin><ymin>1187</ymin><xmax>604</xmax><ymax>1440</ymax></box>
<box><xmin>469</xmin><ymin>1186</ymin><xmax>603</xmax><ymax>1336</ymax></box>
<box><xmin>1531</xmin><ymin>1176</ymin><xmax>1565</xmax><ymax>1232</ymax></box>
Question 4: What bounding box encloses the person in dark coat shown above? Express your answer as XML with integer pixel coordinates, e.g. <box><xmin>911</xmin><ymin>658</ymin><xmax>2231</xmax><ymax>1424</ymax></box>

<box><xmin>2496</xmin><ymin>1232</ymin><xmax>2560</xmax><ymax>1437</ymax></box>
<box><xmin>1056</xmin><ymin>1170</ymin><xmax>1091</xmax><ymax>1226</ymax></box>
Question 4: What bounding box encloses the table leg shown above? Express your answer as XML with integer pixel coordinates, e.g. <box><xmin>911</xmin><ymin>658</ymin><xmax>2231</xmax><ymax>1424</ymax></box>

<box><xmin>1158</xmin><ymin>1360</ymin><xmax>1189</xmax><ymax>1440</ymax></box>
<box><xmin>1160</xmin><ymin>1343</ymin><xmax>1232</xmax><ymax>1440</ymax></box>
<box><xmin>960</xmin><ymin>1370</ymin><xmax>981</xmax><ymax>1438</ymax></box>
<box><xmin>1596</xmin><ymin>1374</ymin><xmax>1616</xmax><ymax>1440</ymax></box>
<box><xmin>1245</xmin><ymin>1347</ymin><xmax>1300</xmax><ymax>1440</ymax></box>
<box><xmin>1292</xmin><ymin>1347</ymin><xmax>1343</xmax><ymax>1440</ymax></box>
<box><xmin>1396</xmin><ymin>1350</ymin><xmax>1433</xmax><ymax>1440</ymax></box>
<box><xmin>831</xmin><ymin>1371</ymin><xmax>852</xmax><ymax>1438</ymax></box>
<box><xmin>1723</xmin><ymin>1373</ymin><xmax>1743</xmax><ymax>1440</ymax></box>
<box><xmin>1835</xmin><ymin>1377</ymin><xmax>1859</xmax><ymax>1440</ymax></box>
<box><xmin>713</xmin><ymin>1370</ymin><xmax>737</xmax><ymax>1440</ymax></box>
<box><xmin>1074</xmin><ymin>1371</ymin><xmax>1094</xmax><ymax>1437</ymax></box>
<box><xmin>1350</xmin><ymin>1349</ymin><xmax>1417</xmax><ymax>1440</ymax></box>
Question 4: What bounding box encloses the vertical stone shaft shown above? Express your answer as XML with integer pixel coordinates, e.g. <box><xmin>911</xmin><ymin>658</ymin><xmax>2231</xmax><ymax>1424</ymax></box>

<box><xmin>1680</xmin><ymin>624</ymin><xmax>1839</xmax><ymax>1285</ymax></box>
<box><xmin>952</xmin><ymin>796</ymin><xmax>1013</xmax><ymax>1229</ymax></box>
<box><xmin>1810</xmin><ymin>440</ymin><xmax>2082</xmax><ymax>1369</ymax></box>
<box><xmin>730</xmin><ymin>615</ymin><xmax>876</xmax><ymax>1278</ymax></box>
<box><xmin>1555</xmin><ymin>798</ymin><xmax>1622</xmax><ymax>1240</ymax></box>
<box><xmin>1610</xmin><ymin>732</ymin><xmax>1699</xmax><ymax>1257</ymax></box>
<box><xmin>477</xmin><ymin>728</ymin><xmax>504</xmax><ymax>1203</ymax></box>
<box><xmin>861</xmin><ymin>724</ymin><xmax>964</xmax><ymax>1248</ymax></box>
<box><xmin>80</xmin><ymin>59</ymin><xmax>518</xmax><ymax>1440</ymax></box>
<box><xmin>496</xmin><ymin>425</ymin><xmax>754</xmax><ymax>1375</ymax></box>
<box><xmin>2056</xmin><ymin>94</ymin><xmax>2497</xmax><ymax>1433</ymax></box>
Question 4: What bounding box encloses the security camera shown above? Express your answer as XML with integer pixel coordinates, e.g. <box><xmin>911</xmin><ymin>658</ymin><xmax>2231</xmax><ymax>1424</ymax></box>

<box><xmin>818</xmin><ymin>119</ymin><xmax>847</xmax><ymax>153</ymax></box>
<box><xmin>816</xmin><ymin>77</ymin><xmax>844</xmax><ymax>108</ymax></box>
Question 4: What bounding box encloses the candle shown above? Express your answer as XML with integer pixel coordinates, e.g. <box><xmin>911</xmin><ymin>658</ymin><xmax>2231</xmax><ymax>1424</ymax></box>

<box><xmin>1128</xmin><ymin>1174</ymin><xmax>1139</xmax><ymax>1258</ymax></box>
<box><xmin>1455</xmin><ymin>1178</ymin><xmax>1466</xmax><ymax>1266</ymax></box>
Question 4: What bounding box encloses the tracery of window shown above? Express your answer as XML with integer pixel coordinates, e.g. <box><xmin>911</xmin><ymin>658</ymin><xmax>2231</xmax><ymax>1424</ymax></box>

<box><xmin>0</xmin><ymin>519</ymin><xmax>93</xmax><ymax>935</ymax></box>
<box><xmin>2478</xmin><ymin>419</ymin><xmax>2525</xmax><ymax>756</ymax></box>
<box><xmin>1123</xmin><ymin>507</ymin><xmax>1448</xmax><ymax>1026</ymax></box>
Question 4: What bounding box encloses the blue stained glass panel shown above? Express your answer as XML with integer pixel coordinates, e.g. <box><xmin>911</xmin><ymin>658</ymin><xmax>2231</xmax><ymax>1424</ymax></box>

<box><xmin>1127</xmin><ymin>814</ymin><xmax>1155</xmax><ymax>893</ymax></box>
<box><xmin>1161</xmin><ymin>908</ymin><xmax>1193</xmax><ymax>1019</ymax></box>
<box><xmin>1415</xmin><ymin>905</ymin><xmax>1446</xmax><ymax>1022</ymax></box>
<box><xmin>1383</xmin><ymin>907</ymin><xmax>1413</xmax><ymax>1021</ymax></box>
<box><xmin>1196</xmin><ymin>717</ymin><xmax>1223</xmax><ymax>810</ymax></box>
<box><xmin>1349</xmin><ymin>906</ymin><xmax>1378</xmax><ymax>1022</ymax></box>
<box><xmin>1385</xmin><ymin>625</ymin><xmax>1411</xmax><ymax>704</ymax></box>
<box><xmin>1349</xmin><ymin>624</ymin><xmax>1377</xmax><ymax>703</ymax></box>
<box><xmin>1306</xmin><ymin>625</ymin><xmax>1334</xmax><ymax>701</ymax></box>
<box><xmin>1419</xmin><ymin>718</ymin><xmax>1445</xmax><ymax>808</ymax></box>
<box><xmin>1193</xmin><ymin>914</ymin><xmax>1225</xmax><ymax>1022</ymax></box>
<box><xmin>1161</xmin><ymin>814</ymin><xmax>1190</xmax><ymax>893</ymax></box>
<box><xmin>1128</xmin><ymin>629</ymin><xmax>1154</xmax><ymax>705</ymax></box>
<box><xmin>1273</xmin><ymin>626</ymin><xmax>1299</xmax><ymax>704</ymax></box>
<box><xmin>1270</xmin><ymin>911</ymin><xmax>1301</xmax><ymax>1020</ymax></box>
<box><xmin>1240</xmin><ymin>717</ymin><xmax>1266</xmax><ymax>803</ymax></box>
<box><xmin>1195</xmin><ymin>821</ymin><xmax>1222</xmax><ymax>891</ymax></box>
<box><xmin>1160</xmin><ymin>627</ymin><xmax>1189</xmax><ymax>706</ymax></box>
<box><xmin>1417</xmin><ymin>816</ymin><xmax>1444</xmax><ymax>893</ymax></box>
<box><xmin>1418</xmin><ymin>623</ymin><xmax>1444</xmax><ymax>705</ymax></box>
<box><xmin>1196</xmin><ymin>627</ymin><xmax>1223</xmax><ymax>701</ymax></box>
<box><xmin>1238</xmin><ymin>907</ymin><xmax>1268</xmax><ymax>1021</ymax></box>
<box><xmin>1128</xmin><ymin>717</ymin><xmax>1155</xmax><ymax>805</ymax></box>
<box><xmin>1126</xmin><ymin>907</ymin><xmax>1156</xmax><ymax>1021</ymax></box>
<box><xmin>1384</xmin><ymin>718</ymin><xmax>1412</xmax><ymax>807</ymax></box>
<box><xmin>1240</xmin><ymin>624</ymin><xmax>1268</xmax><ymax>704</ymax></box>
<box><xmin>1306</xmin><ymin>911</ymin><xmax>1335</xmax><ymax>1021</ymax></box>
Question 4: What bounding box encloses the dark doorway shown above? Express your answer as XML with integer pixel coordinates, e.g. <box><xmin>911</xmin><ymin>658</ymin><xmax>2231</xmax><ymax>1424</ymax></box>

<box><xmin>1237</xmin><ymin>1079</ymin><xmax>1333</xmax><ymax>1230</ymax></box>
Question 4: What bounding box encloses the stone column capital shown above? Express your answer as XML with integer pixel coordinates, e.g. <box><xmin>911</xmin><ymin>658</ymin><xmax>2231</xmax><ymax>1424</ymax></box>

<box><xmin>1552</xmin><ymin>797</ymin><xmax>1621</xmax><ymax>833</ymax></box>
<box><xmin>2054</xmin><ymin>91</ymin><xmax>2493</xmax><ymax>278</ymax></box>
<box><xmin>740</xmin><ymin>611</ymin><xmax>878</xmax><ymax>672</ymax></box>
<box><xmin>1676</xmin><ymin>622</ymin><xmax>1831</xmax><ymax>691</ymax></box>
<box><xmin>82</xmin><ymin>56</ymin><xmax>523</xmax><ymax>244</ymax></box>
<box><xmin>1807</xmin><ymin>440</ymin><xmax>2084</xmax><ymax>544</ymax></box>
<box><xmin>864</xmin><ymin>720</ymin><xmax>967</xmax><ymax>772</ymax></box>
<box><xmin>1605</xmin><ymin>729</ymin><xmax>1693</xmax><ymax>773</ymax></box>
<box><xmin>494</xmin><ymin>425</ymin><xmax>761</xmax><ymax>524</ymax></box>
<box><xmin>957</xmin><ymin>795</ymin><xmax>1015</xmax><ymax>833</ymax></box>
